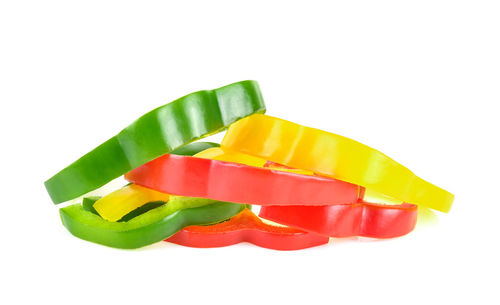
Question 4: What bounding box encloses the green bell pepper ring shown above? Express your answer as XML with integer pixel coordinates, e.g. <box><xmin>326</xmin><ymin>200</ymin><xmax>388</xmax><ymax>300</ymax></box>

<box><xmin>45</xmin><ymin>80</ymin><xmax>265</xmax><ymax>204</ymax></box>
<box><xmin>81</xmin><ymin>196</ymin><xmax>100</xmax><ymax>215</ymax></box>
<box><xmin>61</xmin><ymin>196</ymin><xmax>246</xmax><ymax>249</ymax></box>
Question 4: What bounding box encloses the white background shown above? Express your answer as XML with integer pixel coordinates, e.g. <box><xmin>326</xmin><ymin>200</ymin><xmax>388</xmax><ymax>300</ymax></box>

<box><xmin>1</xmin><ymin>1</ymin><xmax>499</xmax><ymax>304</ymax></box>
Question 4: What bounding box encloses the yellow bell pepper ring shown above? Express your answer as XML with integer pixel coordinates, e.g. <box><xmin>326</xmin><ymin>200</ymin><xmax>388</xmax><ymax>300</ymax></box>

<box><xmin>93</xmin><ymin>184</ymin><xmax>221</xmax><ymax>222</ymax></box>
<box><xmin>93</xmin><ymin>184</ymin><xmax>170</xmax><ymax>222</ymax></box>
<box><xmin>194</xmin><ymin>147</ymin><xmax>316</xmax><ymax>177</ymax></box>
<box><xmin>221</xmin><ymin>114</ymin><xmax>454</xmax><ymax>213</ymax></box>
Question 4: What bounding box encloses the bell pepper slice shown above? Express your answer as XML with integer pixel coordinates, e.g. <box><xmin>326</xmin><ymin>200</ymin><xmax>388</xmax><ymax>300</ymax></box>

<box><xmin>221</xmin><ymin>114</ymin><xmax>454</xmax><ymax>212</ymax></box>
<box><xmin>82</xmin><ymin>196</ymin><xmax>166</xmax><ymax>221</ymax></box>
<box><xmin>166</xmin><ymin>209</ymin><xmax>329</xmax><ymax>250</ymax></box>
<box><xmin>259</xmin><ymin>202</ymin><xmax>418</xmax><ymax>238</ymax></box>
<box><xmin>60</xmin><ymin>197</ymin><xmax>246</xmax><ymax>249</ymax></box>
<box><xmin>93</xmin><ymin>184</ymin><xmax>171</xmax><ymax>222</ymax></box>
<box><xmin>92</xmin><ymin>142</ymin><xmax>220</xmax><ymax>222</ymax></box>
<box><xmin>193</xmin><ymin>150</ymin><xmax>418</xmax><ymax>238</ymax></box>
<box><xmin>45</xmin><ymin>80</ymin><xmax>265</xmax><ymax>204</ymax></box>
<box><xmin>125</xmin><ymin>148</ymin><xmax>361</xmax><ymax>206</ymax></box>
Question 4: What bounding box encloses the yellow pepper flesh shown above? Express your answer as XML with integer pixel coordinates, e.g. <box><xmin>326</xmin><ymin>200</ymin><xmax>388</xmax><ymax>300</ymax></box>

<box><xmin>194</xmin><ymin>147</ymin><xmax>313</xmax><ymax>176</ymax></box>
<box><xmin>93</xmin><ymin>184</ymin><xmax>170</xmax><ymax>222</ymax></box>
<box><xmin>221</xmin><ymin>114</ymin><xmax>454</xmax><ymax>212</ymax></box>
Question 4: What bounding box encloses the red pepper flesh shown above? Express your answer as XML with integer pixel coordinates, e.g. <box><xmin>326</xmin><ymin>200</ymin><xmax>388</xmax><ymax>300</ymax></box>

<box><xmin>259</xmin><ymin>202</ymin><xmax>418</xmax><ymax>238</ymax></box>
<box><xmin>125</xmin><ymin>154</ymin><xmax>360</xmax><ymax>206</ymax></box>
<box><xmin>166</xmin><ymin>209</ymin><xmax>329</xmax><ymax>250</ymax></box>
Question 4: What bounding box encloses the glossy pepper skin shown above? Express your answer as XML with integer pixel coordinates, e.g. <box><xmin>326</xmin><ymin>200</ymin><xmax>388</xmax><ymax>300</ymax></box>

<box><xmin>166</xmin><ymin>209</ymin><xmax>329</xmax><ymax>250</ymax></box>
<box><xmin>60</xmin><ymin>197</ymin><xmax>246</xmax><ymax>249</ymax></box>
<box><xmin>125</xmin><ymin>149</ymin><xmax>360</xmax><ymax>206</ymax></box>
<box><xmin>181</xmin><ymin>150</ymin><xmax>418</xmax><ymax>239</ymax></box>
<box><xmin>259</xmin><ymin>202</ymin><xmax>418</xmax><ymax>238</ymax></box>
<box><xmin>45</xmin><ymin>81</ymin><xmax>265</xmax><ymax>204</ymax></box>
<box><xmin>221</xmin><ymin>114</ymin><xmax>454</xmax><ymax>212</ymax></box>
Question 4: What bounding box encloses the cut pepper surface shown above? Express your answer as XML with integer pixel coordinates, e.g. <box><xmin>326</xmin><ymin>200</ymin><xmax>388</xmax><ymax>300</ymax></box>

<box><xmin>125</xmin><ymin>147</ymin><xmax>361</xmax><ymax>206</ymax></box>
<box><xmin>166</xmin><ymin>209</ymin><xmax>329</xmax><ymax>250</ymax></box>
<box><xmin>45</xmin><ymin>80</ymin><xmax>265</xmax><ymax>204</ymax></box>
<box><xmin>221</xmin><ymin>114</ymin><xmax>454</xmax><ymax>213</ymax></box>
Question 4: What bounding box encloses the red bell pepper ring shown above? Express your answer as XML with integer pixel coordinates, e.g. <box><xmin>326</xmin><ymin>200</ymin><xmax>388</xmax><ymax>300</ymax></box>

<box><xmin>259</xmin><ymin>202</ymin><xmax>418</xmax><ymax>238</ymax></box>
<box><xmin>125</xmin><ymin>153</ymin><xmax>360</xmax><ymax>206</ymax></box>
<box><xmin>166</xmin><ymin>209</ymin><xmax>329</xmax><ymax>250</ymax></box>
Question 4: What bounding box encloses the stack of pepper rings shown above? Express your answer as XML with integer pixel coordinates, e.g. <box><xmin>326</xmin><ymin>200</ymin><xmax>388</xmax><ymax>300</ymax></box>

<box><xmin>45</xmin><ymin>80</ymin><xmax>454</xmax><ymax>250</ymax></box>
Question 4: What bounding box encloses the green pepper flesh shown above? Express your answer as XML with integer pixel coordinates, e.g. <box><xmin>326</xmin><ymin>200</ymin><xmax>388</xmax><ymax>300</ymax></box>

<box><xmin>60</xmin><ymin>197</ymin><xmax>245</xmax><ymax>249</ymax></box>
<box><xmin>45</xmin><ymin>81</ymin><xmax>265</xmax><ymax>204</ymax></box>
